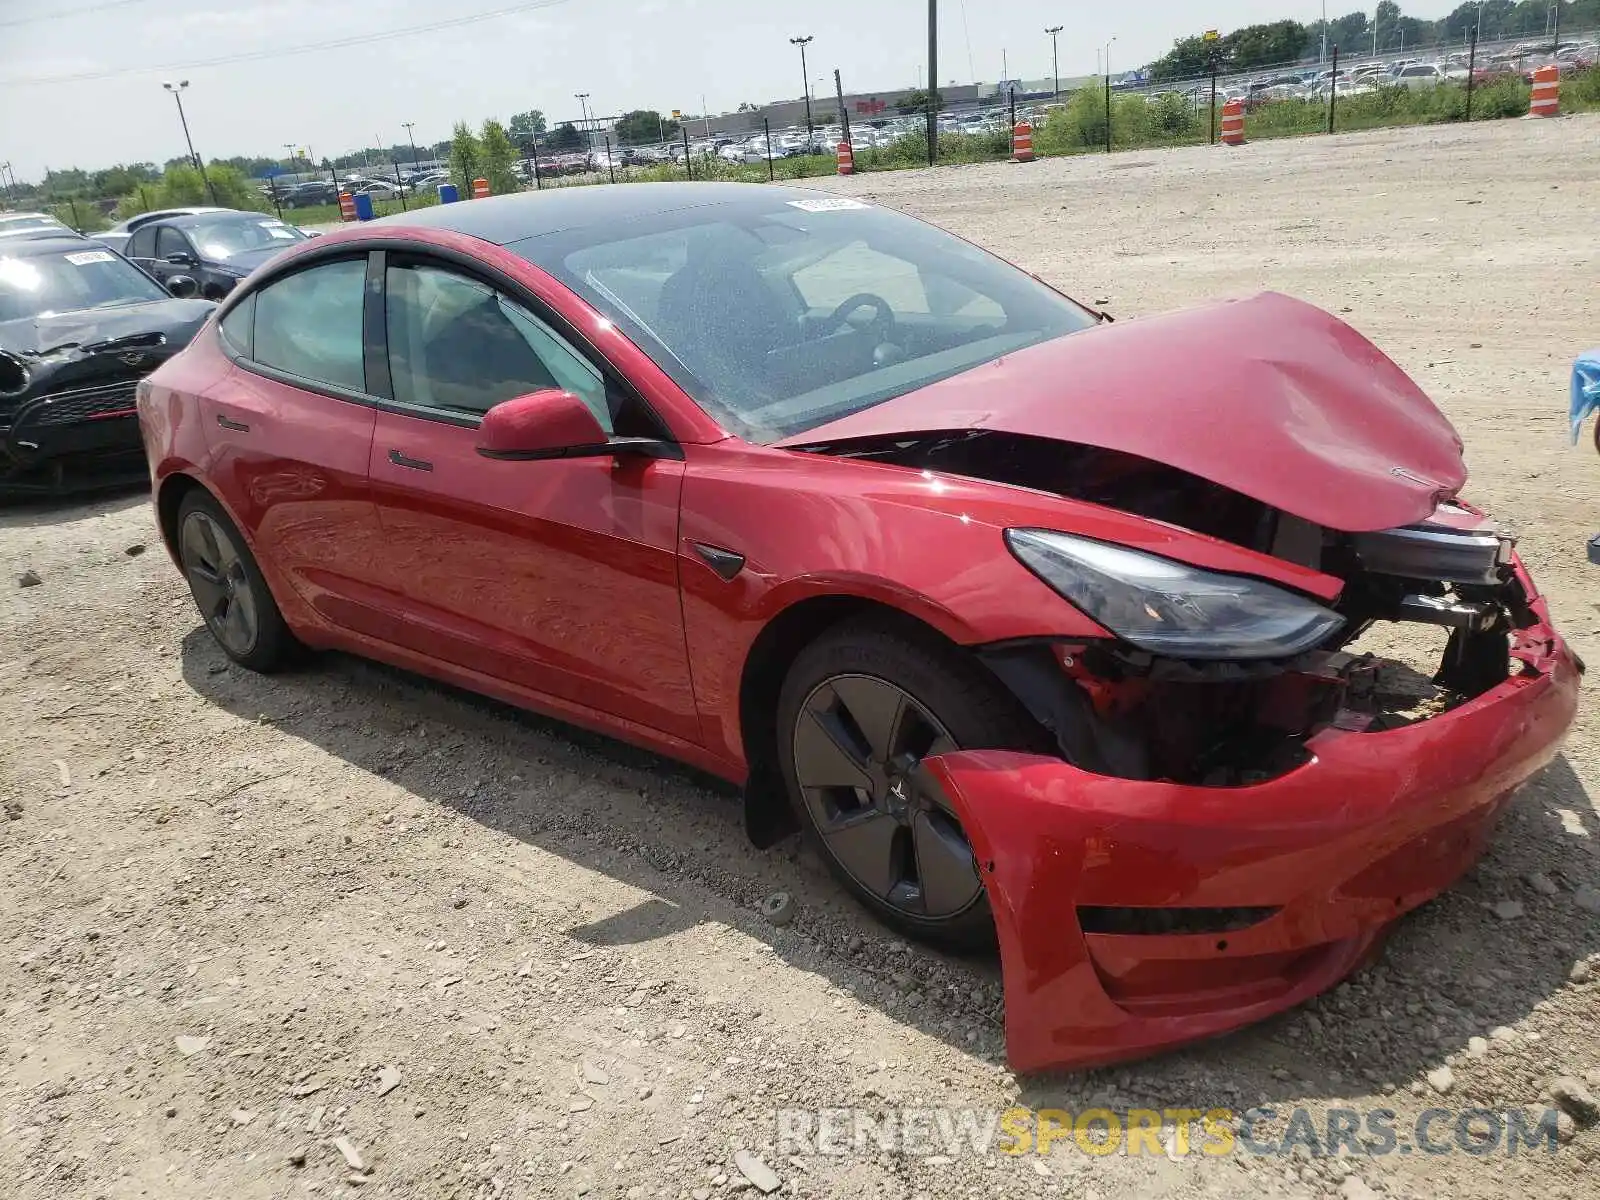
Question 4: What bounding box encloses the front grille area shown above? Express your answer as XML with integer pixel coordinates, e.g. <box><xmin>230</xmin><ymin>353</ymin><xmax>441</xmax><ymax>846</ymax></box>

<box><xmin>17</xmin><ymin>378</ymin><xmax>141</xmax><ymax>429</ymax></box>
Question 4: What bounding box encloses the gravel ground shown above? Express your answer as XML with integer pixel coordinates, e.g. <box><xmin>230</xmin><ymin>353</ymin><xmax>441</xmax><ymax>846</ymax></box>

<box><xmin>4</xmin><ymin>115</ymin><xmax>1600</xmax><ymax>1200</ymax></box>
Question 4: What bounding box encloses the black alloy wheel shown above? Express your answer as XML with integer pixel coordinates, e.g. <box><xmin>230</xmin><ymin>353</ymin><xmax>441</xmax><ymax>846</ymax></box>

<box><xmin>175</xmin><ymin>490</ymin><xmax>298</xmax><ymax>672</ymax></box>
<box><xmin>792</xmin><ymin>674</ymin><xmax>984</xmax><ymax>921</ymax></box>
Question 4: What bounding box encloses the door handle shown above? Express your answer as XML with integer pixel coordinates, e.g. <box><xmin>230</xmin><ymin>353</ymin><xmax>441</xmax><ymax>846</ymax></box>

<box><xmin>216</xmin><ymin>414</ymin><xmax>249</xmax><ymax>432</ymax></box>
<box><xmin>388</xmin><ymin>449</ymin><xmax>433</xmax><ymax>472</ymax></box>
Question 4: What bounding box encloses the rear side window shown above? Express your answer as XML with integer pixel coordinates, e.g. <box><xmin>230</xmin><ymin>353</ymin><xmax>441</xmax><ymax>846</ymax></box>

<box><xmin>127</xmin><ymin>227</ymin><xmax>156</xmax><ymax>260</ymax></box>
<box><xmin>251</xmin><ymin>258</ymin><xmax>367</xmax><ymax>392</ymax></box>
<box><xmin>219</xmin><ymin>293</ymin><xmax>254</xmax><ymax>358</ymax></box>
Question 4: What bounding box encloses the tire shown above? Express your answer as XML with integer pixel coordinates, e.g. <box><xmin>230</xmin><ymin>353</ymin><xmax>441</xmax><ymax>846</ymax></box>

<box><xmin>776</xmin><ymin>616</ymin><xmax>1042</xmax><ymax>954</ymax></box>
<box><xmin>175</xmin><ymin>489</ymin><xmax>300</xmax><ymax>672</ymax></box>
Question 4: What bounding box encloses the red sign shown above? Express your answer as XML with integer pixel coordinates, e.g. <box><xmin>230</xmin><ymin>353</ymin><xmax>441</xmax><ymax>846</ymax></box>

<box><xmin>854</xmin><ymin>98</ymin><xmax>887</xmax><ymax>115</ymax></box>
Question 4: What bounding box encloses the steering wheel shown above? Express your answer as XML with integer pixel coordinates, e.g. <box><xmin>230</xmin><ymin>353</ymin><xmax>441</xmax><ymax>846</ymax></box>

<box><xmin>822</xmin><ymin>292</ymin><xmax>897</xmax><ymax>340</ymax></box>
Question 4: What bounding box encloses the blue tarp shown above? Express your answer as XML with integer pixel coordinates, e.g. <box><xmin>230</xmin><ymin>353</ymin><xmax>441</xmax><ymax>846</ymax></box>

<box><xmin>1572</xmin><ymin>348</ymin><xmax>1600</xmax><ymax>445</ymax></box>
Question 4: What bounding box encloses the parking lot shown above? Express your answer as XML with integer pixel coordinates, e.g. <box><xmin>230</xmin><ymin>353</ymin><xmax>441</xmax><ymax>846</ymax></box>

<box><xmin>3</xmin><ymin>114</ymin><xmax>1599</xmax><ymax>1200</ymax></box>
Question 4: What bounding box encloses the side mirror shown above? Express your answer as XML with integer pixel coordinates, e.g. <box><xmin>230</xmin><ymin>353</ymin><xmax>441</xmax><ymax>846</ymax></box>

<box><xmin>164</xmin><ymin>250</ymin><xmax>196</xmax><ymax>266</ymax></box>
<box><xmin>475</xmin><ymin>389</ymin><xmax>679</xmax><ymax>462</ymax></box>
<box><xmin>166</xmin><ymin>275</ymin><xmax>198</xmax><ymax>299</ymax></box>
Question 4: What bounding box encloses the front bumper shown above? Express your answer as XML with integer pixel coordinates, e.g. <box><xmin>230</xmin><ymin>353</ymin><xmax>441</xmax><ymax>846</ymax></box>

<box><xmin>923</xmin><ymin>586</ymin><xmax>1579</xmax><ymax>1073</ymax></box>
<box><xmin>2</xmin><ymin>384</ymin><xmax>147</xmax><ymax>494</ymax></box>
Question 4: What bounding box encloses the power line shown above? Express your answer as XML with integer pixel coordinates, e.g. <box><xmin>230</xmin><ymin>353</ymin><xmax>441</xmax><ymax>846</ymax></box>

<box><xmin>0</xmin><ymin>0</ymin><xmax>574</xmax><ymax>87</ymax></box>
<box><xmin>0</xmin><ymin>0</ymin><xmax>158</xmax><ymax>29</ymax></box>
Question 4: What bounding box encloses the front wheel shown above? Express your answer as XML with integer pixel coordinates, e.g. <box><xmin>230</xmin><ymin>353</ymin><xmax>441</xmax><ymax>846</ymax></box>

<box><xmin>176</xmin><ymin>490</ymin><xmax>300</xmax><ymax>672</ymax></box>
<box><xmin>776</xmin><ymin>617</ymin><xmax>1042</xmax><ymax>953</ymax></box>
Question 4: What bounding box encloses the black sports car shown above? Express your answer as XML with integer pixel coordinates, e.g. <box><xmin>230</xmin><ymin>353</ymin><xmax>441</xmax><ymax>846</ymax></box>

<box><xmin>124</xmin><ymin>210</ymin><xmax>310</xmax><ymax>302</ymax></box>
<box><xmin>0</xmin><ymin>237</ymin><xmax>213</xmax><ymax>494</ymax></box>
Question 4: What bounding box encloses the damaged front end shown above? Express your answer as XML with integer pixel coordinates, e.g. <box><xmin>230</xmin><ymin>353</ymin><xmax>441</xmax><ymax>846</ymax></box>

<box><xmin>814</xmin><ymin>429</ymin><xmax>1581</xmax><ymax>1072</ymax></box>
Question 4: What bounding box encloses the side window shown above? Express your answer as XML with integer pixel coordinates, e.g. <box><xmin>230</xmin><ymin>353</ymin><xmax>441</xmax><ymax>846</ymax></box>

<box><xmin>251</xmin><ymin>258</ymin><xmax>368</xmax><ymax>392</ymax></box>
<box><xmin>155</xmin><ymin>226</ymin><xmax>189</xmax><ymax>260</ymax></box>
<box><xmin>219</xmin><ymin>293</ymin><xmax>254</xmax><ymax>358</ymax></box>
<box><xmin>384</xmin><ymin>262</ymin><xmax>612</xmax><ymax>430</ymax></box>
<box><xmin>126</xmin><ymin>227</ymin><xmax>156</xmax><ymax>260</ymax></box>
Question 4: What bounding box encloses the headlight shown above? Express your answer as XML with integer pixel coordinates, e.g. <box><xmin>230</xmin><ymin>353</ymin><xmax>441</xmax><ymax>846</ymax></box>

<box><xmin>1005</xmin><ymin>529</ymin><xmax>1344</xmax><ymax>660</ymax></box>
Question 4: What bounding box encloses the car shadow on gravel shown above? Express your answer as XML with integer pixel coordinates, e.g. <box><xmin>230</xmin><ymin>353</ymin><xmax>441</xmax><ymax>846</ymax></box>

<box><xmin>178</xmin><ymin>629</ymin><xmax>1600</xmax><ymax>1110</ymax></box>
<box><xmin>0</xmin><ymin>482</ymin><xmax>147</xmax><ymax>531</ymax></box>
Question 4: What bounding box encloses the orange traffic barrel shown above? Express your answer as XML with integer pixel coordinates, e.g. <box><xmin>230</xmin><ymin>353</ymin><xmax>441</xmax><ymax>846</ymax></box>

<box><xmin>337</xmin><ymin>192</ymin><xmax>356</xmax><ymax>221</ymax></box>
<box><xmin>1530</xmin><ymin>64</ymin><xmax>1560</xmax><ymax>117</ymax></box>
<box><xmin>836</xmin><ymin>142</ymin><xmax>854</xmax><ymax>175</ymax></box>
<box><xmin>1220</xmin><ymin>99</ymin><xmax>1246</xmax><ymax>146</ymax></box>
<box><xmin>1012</xmin><ymin>120</ymin><xmax>1035</xmax><ymax>163</ymax></box>
<box><xmin>472</xmin><ymin>177</ymin><xmax>490</xmax><ymax>198</ymax></box>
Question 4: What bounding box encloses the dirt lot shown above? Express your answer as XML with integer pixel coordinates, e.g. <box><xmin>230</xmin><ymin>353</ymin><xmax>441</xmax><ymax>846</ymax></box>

<box><xmin>4</xmin><ymin>116</ymin><xmax>1600</xmax><ymax>1200</ymax></box>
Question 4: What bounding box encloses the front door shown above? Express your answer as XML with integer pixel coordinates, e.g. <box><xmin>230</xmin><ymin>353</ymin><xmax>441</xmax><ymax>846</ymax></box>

<box><xmin>366</xmin><ymin>256</ymin><xmax>699</xmax><ymax>742</ymax></box>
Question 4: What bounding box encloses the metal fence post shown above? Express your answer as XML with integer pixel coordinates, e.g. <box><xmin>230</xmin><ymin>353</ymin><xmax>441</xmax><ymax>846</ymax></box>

<box><xmin>531</xmin><ymin>133</ymin><xmax>543</xmax><ymax>190</ymax></box>
<box><xmin>1210</xmin><ymin>61</ymin><xmax>1218</xmax><ymax>144</ymax></box>
<box><xmin>682</xmin><ymin>126</ymin><xmax>693</xmax><ymax>180</ymax></box>
<box><xmin>1327</xmin><ymin>44</ymin><xmax>1339</xmax><ymax>133</ymax></box>
<box><xmin>603</xmin><ymin>134</ymin><xmax>617</xmax><ymax>184</ymax></box>
<box><xmin>1104</xmin><ymin>73</ymin><xmax>1112</xmax><ymax>154</ymax></box>
<box><xmin>392</xmin><ymin>159</ymin><xmax>408</xmax><ymax>211</ymax></box>
<box><xmin>1465</xmin><ymin>28</ymin><xmax>1478</xmax><ymax>120</ymax></box>
<box><xmin>266</xmin><ymin>175</ymin><xmax>283</xmax><ymax>219</ymax></box>
<box><xmin>764</xmin><ymin>118</ymin><xmax>775</xmax><ymax>183</ymax></box>
<box><xmin>1009</xmin><ymin>86</ymin><xmax>1017</xmax><ymax>140</ymax></box>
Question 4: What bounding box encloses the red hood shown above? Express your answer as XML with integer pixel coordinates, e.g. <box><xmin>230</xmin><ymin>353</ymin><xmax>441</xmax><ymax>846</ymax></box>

<box><xmin>780</xmin><ymin>292</ymin><xmax>1466</xmax><ymax>534</ymax></box>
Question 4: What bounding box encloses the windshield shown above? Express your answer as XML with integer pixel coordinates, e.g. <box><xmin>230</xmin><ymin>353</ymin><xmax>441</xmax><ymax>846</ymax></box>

<box><xmin>178</xmin><ymin>215</ymin><xmax>306</xmax><ymax>260</ymax></box>
<box><xmin>512</xmin><ymin>195</ymin><xmax>1095</xmax><ymax>442</ymax></box>
<box><xmin>0</xmin><ymin>247</ymin><xmax>167</xmax><ymax>321</ymax></box>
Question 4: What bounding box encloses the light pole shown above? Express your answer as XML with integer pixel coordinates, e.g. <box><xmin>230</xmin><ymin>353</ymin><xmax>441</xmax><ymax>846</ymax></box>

<box><xmin>1320</xmin><ymin>0</ymin><xmax>1328</xmax><ymax>65</ymax></box>
<box><xmin>162</xmin><ymin>81</ymin><xmax>217</xmax><ymax>204</ymax></box>
<box><xmin>1103</xmin><ymin>37</ymin><xmax>1116</xmax><ymax>155</ymax></box>
<box><xmin>574</xmin><ymin>92</ymin><xmax>592</xmax><ymax>152</ymax></box>
<box><xmin>790</xmin><ymin>36</ymin><xmax>815</xmax><ymax>150</ymax></box>
<box><xmin>1045</xmin><ymin>25</ymin><xmax>1063</xmax><ymax>98</ymax></box>
<box><xmin>402</xmin><ymin>122</ymin><xmax>420</xmax><ymax>169</ymax></box>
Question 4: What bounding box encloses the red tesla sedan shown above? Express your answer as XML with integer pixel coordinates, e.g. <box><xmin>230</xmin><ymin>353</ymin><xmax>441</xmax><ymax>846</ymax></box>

<box><xmin>137</xmin><ymin>183</ymin><xmax>1579</xmax><ymax>1072</ymax></box>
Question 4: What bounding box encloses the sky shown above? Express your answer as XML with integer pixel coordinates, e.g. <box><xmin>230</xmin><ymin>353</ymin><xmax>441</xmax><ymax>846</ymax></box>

<box><xmin>2</xmin><ymin>0</ymin><xmax>1457</xmax><ymax>181</ymax></box>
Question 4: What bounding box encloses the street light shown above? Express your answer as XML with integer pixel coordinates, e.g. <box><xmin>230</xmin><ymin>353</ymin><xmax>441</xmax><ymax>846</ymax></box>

<box><xmin>574</xmin><ymin>92</ymin><xmax>592</xmax><ymax>152</ymax></box>
<box><xmin>402</xmin><ymin>122</ymin><xmax>421</xmax><ymax>169</ymax></box>
<box><xmin>1103</xmin><ymin>37</ymin><xmax>1116</xmax><ymax>156</ymax></box>
<box><xmin>162</xmin><ymin>80</ymin><xmax>217</xmax><ymax>204</ymax></box>
<box><xmin>1045</xmin><ymin>25</ymin><xmax>1063</xmax><ymax>98</ymax></box>
<box><xmin>790</xmin><ymin>36</ymin><xmax>815</xmax><ymax>151</ymax></box>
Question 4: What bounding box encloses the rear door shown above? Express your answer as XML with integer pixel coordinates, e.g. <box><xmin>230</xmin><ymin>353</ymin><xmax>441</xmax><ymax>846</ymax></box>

<box><xmin>203</xmin><ymin>252</ymin><xmax>402</xmax><ymax>642</ymax></box>
<box><xmin>365</xmin><ymin>255</ymin><xmax>699</xmax><ymax>741</ymax></box>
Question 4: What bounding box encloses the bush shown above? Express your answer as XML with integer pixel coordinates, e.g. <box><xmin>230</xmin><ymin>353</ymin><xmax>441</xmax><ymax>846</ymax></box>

<box><xmin>1567</xmin><ymin>65</ymin><xmax>1600</xmax><ymax>109</ymax></box>
<box><xmin>1035</xmin><ymin>84</ymin><xmax>1107</xmax><ymax>153</ymax></box>
<box><xmin>1148</xmin><ymin>91</ymin><xmax>1199</xmax><ymax>139</ymax></box>
<box><xmin>1471</xmin><ymin>75</ymin><xmax>1531</xmax><ymax>119</ymax></box>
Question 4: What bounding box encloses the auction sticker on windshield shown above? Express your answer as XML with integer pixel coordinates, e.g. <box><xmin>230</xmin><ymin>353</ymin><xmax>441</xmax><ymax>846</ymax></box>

<box><xmin>65</xmin><ymin>250</ymin><xmax>115</xmax><ymax>266</ymax></box>
<box><xmin>787</xmin><ymin>198</ymin><xmax>870</xmax><ymax>213</ymax></box>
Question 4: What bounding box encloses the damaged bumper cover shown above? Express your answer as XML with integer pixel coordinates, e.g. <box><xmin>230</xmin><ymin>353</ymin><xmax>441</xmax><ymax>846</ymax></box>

<box><xmin>923</xmin><ymin>568</ymin><xmax>1578</xmax><ymax>1074</ymax></box>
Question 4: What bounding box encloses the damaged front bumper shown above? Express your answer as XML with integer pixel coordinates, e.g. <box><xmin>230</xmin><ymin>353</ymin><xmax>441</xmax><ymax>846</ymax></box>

<box><xmin>923</xmin><ymin>566</ymin><xmax>1579</xmax><ymax>1074</ymax></box>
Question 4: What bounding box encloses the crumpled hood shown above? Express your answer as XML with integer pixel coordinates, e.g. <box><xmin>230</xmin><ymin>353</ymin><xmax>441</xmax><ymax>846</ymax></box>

<box><xmin>781</xmin><ymin>292</ymin><xmax>1467</xmax><ymax>534</ymax></box>
<box><xmin>0</xmin><ymin>297</ymin><xmax>213</xmax><ymax>358</ymax></box>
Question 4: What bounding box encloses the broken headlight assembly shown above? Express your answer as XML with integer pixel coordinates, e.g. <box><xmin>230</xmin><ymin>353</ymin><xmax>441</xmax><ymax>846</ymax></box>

<box><xmin>1005</xmin><ymin>529</ymin><xmax>1344</xmax><ymax>661</ymax></box>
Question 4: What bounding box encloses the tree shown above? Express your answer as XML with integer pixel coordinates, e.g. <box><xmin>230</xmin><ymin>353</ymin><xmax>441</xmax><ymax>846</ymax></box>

<box><xmin>152</xmin><ymin>162</ymin><xmax>256</xmax><ymax>208</ymax></box>
<box><xmin>448</xmin><ymin>121</ymin><xmax>482</xmax><ymax>193</ymax></box>
<box><xmin>478</xmin><ymin>118</ymin><xmax>520</xmax><ymax>196</ymax></box>
<box><xmin>896</xmin><ymin>88</ymin><xmax>944</xmax><ymax>115</ymax></box>
<box><xmin>546</xmin><ymin>122</ymin><xmax>584</xmax><ymax>151</ymax></box>
<box><xmin>509</xmin><ymin>110</ymin><xmax>547</xmax><ymax>138</ymax></box>
<box><xmin>613</xmin><ymin>110</ymin><xmax>679</xmax><ymax>145</ymax></box>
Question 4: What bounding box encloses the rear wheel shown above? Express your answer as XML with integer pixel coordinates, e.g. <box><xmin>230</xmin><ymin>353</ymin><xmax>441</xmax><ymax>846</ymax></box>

<box><xmin>776</xmin><ymin>617</ymin><xmax>1041</xmax><ymax>953</ymax></box>
<box><xmin>176</xmin><ymin>490</ymin><xmax>298</xmax><ymax>672</ymax></box>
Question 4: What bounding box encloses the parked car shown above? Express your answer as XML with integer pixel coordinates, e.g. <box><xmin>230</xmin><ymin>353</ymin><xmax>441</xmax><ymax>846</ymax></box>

<box><xmin>124</xmin><ymin>211</ymin><xmax>310</xmax><ymax>301</ymax></box>
<box><xmin>281</xmin><ymin>181</ymin><xmax>339</xmax><ymax>208</ymax></box>
<box><xmin>93</xmin><ymin>206</ymin><xmax>232</xmax><ymax>255</ymax></box>
<box><xmin>0</xmin><ymin>236</ymin><xmax>211</xmax><ymax>493</ymax></box>
<box><xmin>1394</xmin><ymin>63</ymin><xmax>1449</xmax><ymax>89</ymax></box>
<box><xmin>139</xmin><ymin>183</ymin><xmax>1576</xmax><ymax>1072</ymax></box>
<box><xmin>0</xmin><ymin>212</ymin><xmax>80</xmax><ymax>242</ymax></box>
